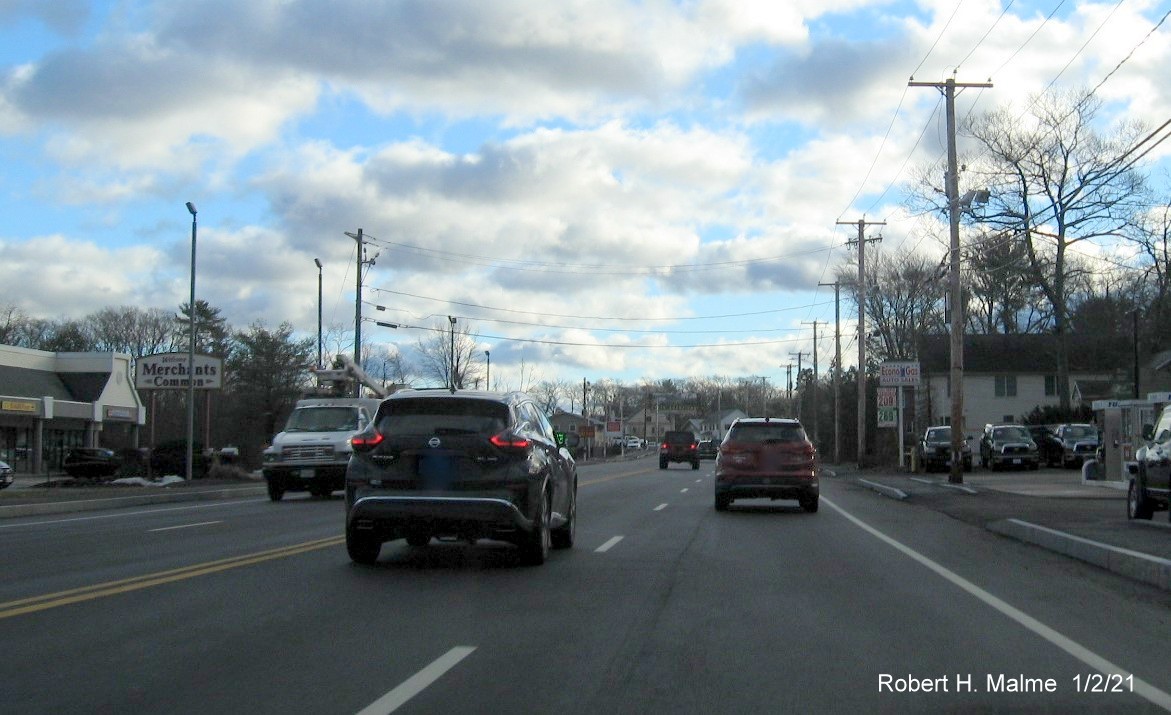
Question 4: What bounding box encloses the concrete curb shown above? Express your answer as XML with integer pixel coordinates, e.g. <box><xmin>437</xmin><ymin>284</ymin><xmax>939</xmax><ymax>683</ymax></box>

<box><xmin>0</xmin><ymin>485</ymin><xmax>267</xmax><ymax>519</ymax></box>
<box><xmin>857</xmin><ymin>478</ymin><xmax>908</xmax><ymax>501</ymax></box>
<box><xmin>988</xmin><ymin>518</ymin><xmax>1171</xmax><ymax>592</ymax></box>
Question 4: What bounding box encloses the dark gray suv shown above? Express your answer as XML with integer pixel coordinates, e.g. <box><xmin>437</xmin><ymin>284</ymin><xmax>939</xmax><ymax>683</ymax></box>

<box><xmin>344</xmin><ymin>389</ymin><xmax>577</xmax><ymax>566</ymax></box>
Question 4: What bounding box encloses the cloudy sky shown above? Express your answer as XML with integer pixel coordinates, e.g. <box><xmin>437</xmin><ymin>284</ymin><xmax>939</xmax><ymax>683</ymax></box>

<box><xmin>1</xmin><ymin>0</ymin><xmax>1168</xmax><ymax>390</ymax></box>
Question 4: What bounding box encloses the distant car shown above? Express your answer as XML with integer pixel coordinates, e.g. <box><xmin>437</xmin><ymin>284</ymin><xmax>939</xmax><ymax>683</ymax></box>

<box><xmin>979</xmin><ymin>424</ymin><xmax>1039</xmax><ymax>471</ymax></box>
<box><xmin>624</xmin><ymin>436</ymin><xmax>643</xmax><ymax>449</ymax></box>
<box><xmin>62</xmin><ymin>447</ymin><xmax>121</xmax><ymax>480</ymax></box>
<box><xmin>344</xmin><ymin>389</ymin><xmax>576</xmax><ymax>566</ymax></box>
<box><xmin>917</xmin><ymin>426</ymin><xmax>971</xmax><ymax>472</ymax></box>
<box><xmin>659</xmin><ymin>430</ymin><xmax>699</xmax><ymax>470</ymax></box>
<box><xmin>714</xmin><ymin>417</ymin><xmax>818</xmax><ymax>512</ymax></box>
<box><xmin>0</xmin><ymin>460</ymin><xmax>13</xmax><ymax>489</ymax></box>
<box><xmin>696</xmin><ymin>439</ymin><xmax>718</xmax><ymax>460</ymax></box>
<box><xmin>1050</xmin><ymin>423</ymin><xmax>1099</xmax><ymax>468</ymax></box>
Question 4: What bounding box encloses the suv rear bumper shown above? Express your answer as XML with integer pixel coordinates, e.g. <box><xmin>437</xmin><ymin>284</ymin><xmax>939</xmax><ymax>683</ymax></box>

<box><xmin>347</xmin><ymin>495</ymin><xmax>535</xmax><ymax>539</ymax></box>
<box><xmin>715</xmin><ymin>473</ymin><xmax>818</xmax><ymax>501</ymax></box>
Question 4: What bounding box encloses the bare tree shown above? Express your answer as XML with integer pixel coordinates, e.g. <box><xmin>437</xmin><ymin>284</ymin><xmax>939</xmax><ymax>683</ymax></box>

<box><xmin>413</xmin><ymin>320</ymin><xmax>482</xmax><ymax>389</ymax></box>
<box><xmin>963</xmin><ymin>89</ymin><xmax>1149</xmax><ymax>407</ymax></box>
<box><xmin>836</xmin><ymin>246</ymin><xmax>946</xmax><ymax>362</ymax></box>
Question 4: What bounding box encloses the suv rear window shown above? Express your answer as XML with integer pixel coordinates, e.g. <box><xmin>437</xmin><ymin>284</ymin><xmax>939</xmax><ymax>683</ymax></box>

<box><xmin>727</xmin><ymin>423</ymin><xmax>806</xmax><ymax>443</ymax></box>
<box><xmin>663</xmin><ymin>431</ymin><xmax>695</xmax><ymax>444</ymax></box>
<box><xmin>377</xmin><ymin>398</ymin><xmax>509</xmax><ymax>437</ymax></box>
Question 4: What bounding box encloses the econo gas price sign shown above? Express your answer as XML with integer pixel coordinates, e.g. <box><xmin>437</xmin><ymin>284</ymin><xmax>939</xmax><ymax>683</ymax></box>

<box><xmin>879</xmin><ymin>361</ymin><xmax>921</xmax><ymax>387</ymax></box>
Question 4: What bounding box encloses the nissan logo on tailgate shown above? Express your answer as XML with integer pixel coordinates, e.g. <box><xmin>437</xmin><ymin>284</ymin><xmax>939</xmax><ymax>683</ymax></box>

<box><xmin>428</xmin><ymin>437</ymin><xmax>441</xmax><ymax>448</ymax></box>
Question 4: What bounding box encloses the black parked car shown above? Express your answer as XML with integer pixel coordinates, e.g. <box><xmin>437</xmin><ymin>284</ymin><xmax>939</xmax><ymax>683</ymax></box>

<box><xmin>917</xmin><ymin>426</ymin><xmax>972</xmax><ymax>472</ymax></box>
<box><xmin>1050</xmin><ymin>423</ymin><xmax>1100</xmax><ymax>468</ymax></box>
<box><xmin>344</xmin><ymin>389</ymin><xmax>577</xmax><ymax>566</ymax></box>
<box><xmin>1027</xmin><ymin>425</ymin><xmax>1061</xmax><ymax>467</ymax></box>
<box><xmin>62</xmin><ymin>447</ymin><xmax>122</xmax><ymax>480</ymax></box>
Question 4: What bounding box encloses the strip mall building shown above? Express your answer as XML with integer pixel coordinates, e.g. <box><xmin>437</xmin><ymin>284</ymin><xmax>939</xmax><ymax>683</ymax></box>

<box><xmin>0</xmin><ymin>344</ymin><xmax>144</xmax><ymax>474</ymax></box>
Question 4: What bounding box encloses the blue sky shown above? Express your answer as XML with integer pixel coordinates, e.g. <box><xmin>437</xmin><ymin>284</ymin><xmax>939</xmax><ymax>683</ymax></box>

<box><xmin>1</xmin><ymin>0</ymin><xmax>1168</xmax><ymax>391</ymax></box>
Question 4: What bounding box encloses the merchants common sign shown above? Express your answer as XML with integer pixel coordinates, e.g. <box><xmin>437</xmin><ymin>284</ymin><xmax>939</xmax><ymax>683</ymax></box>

<box><xmin>136</xmin><ymin>352</ymin><xmax>223</xmax><ymax>390</ymax></box>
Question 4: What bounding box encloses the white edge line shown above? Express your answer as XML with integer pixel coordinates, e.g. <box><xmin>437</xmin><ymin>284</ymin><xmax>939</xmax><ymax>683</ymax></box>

<box><xmin>1006</xmin><ymin>519</ymin><xmax>1171</xmax><ymax>567</ymax></box>
<box><xmin>910</xmin><ymin>477</ymin><xmax>934</xmax><ymax>485</ymax></box>
<box><xmin>822</xmin><ymin>496</ymin><xmax>1171</xmax><ymax>711</ymax></box>
<box><xmin>654</xmin><ymin>503</ymin><xmax>668</xmax><ymax>511</ymax></box>
<box><xmin>356</xmin><ymin>646</ymin><xmax>476</xmax><ymax>715</ymax></box>
<box><xmin>148</xmin><ymin>520</ymin><xmax>222</xmax><ymax>533</ymax></box>
<box><xmin>680</xmin><ymin>488</ymin><xmax>689</xmax><ymax>493</ymax></box>
<box><xmin>596</xmin><ymin>536</ymin><xmax>624</xmax><ymax>553</ymax></box>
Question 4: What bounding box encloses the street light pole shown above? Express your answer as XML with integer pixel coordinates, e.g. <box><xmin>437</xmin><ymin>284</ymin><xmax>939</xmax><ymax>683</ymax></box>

<box><xmin>448</xmin><ymin>316</ymin><xmax>457</xmax><ymax>390</ymax></box>
<box><xmin>184</xmin><ymin>201</ymin><xmax>198</xmax><ymax>482</ymax></box>
<box><xmin>485</xmin><ymin>350</ymin><xmax>490</xmax><ymax>390</ymax></box>
<box><xmin>314</xmin><ymin>258</ymin><xmax>323</xmax><ymax>369</ymax></box>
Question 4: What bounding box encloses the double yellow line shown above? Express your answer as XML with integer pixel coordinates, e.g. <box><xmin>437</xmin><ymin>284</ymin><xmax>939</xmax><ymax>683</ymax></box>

<box><xmin>0</xmin><ymin>535</ymin><xmax>344</xmax><ymax>620</ymax></box>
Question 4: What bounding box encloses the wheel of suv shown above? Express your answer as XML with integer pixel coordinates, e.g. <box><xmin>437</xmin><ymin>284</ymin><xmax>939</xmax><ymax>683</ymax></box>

<box><xmin>800</xmin><ymin>495</ymin><xmax>819</xmax><ymax>513</ymax></box>
<box><xmin>551</xmin><ymin>486</ymin><xmax>576</xmax><ymax>549</ymax></box>
<box><xmin>1128</xmin><ymin>476</ymin><xmax>1154</xmax><ymax>520</ymax></box>
<box><xmin>519</xmin><ymin>487</ymin><xmax>551</xmax><ymax>566</ymax></box>
<box><xmin>659</xmin><ymin>459</ymin><xmax>667</xmax><ymax>470</ymax></box>
<box><xmin>691</xmin><ymin>459</ymin><xmax>699</xmax><ymax>470</ymax></box>
<box><xmin>346</xmin><ymin>525</ymin><xmax>381</xmax><ymax>564</ymax></box>
<box><xmin>266</xmin><ymin>481</ymin><xmax>284</xmax><ymax>502</ymax></box>
<box><xmin>714</xmin><ymin>492</ymin><xmax>731</xmax><ymax>511</ymax></box>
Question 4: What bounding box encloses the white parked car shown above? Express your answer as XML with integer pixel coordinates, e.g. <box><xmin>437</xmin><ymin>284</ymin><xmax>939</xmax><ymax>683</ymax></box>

<box><xmin>624</xmin><ymin>436</ymin><xmax>643</xmax><ymax>449</ymax></box>
<box><xmin>0</xmin><ymin>459</ymin><xmax>13</xmax><ymax>489</ymax></box>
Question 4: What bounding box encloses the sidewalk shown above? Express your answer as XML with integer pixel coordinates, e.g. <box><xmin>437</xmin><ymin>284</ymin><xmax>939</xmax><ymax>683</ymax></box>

<box><xmin>836</xmin><ymin>463</ymin><xmax>1171</xmax><ymax>591</ymax></box>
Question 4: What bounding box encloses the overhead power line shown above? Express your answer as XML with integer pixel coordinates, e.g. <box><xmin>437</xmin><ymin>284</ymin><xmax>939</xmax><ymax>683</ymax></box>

<box><xmin>369</xmin><ymin>287</ymin><xmax>833</xmax><ymax>323</ymax></box>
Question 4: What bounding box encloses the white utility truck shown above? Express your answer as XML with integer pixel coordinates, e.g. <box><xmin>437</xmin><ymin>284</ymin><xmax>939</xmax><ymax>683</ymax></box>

<box><xmin>261</xmin><ymin>356</ymin><xmax>388</xmax><ymax>501</ymax></box>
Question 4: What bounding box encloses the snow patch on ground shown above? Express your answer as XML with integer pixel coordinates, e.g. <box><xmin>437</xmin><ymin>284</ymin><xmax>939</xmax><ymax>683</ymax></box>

<box><xmin>110</xmin><ymin>475</ymin><xmax>187</xmax><ymax>487</ymax></box>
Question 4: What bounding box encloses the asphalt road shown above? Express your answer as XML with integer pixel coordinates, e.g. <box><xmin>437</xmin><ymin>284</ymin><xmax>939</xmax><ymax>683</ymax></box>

<box><xmin>4</xmin><ymin>454</ymin><xmax>1171</xmax><ymax>713</ymax></box>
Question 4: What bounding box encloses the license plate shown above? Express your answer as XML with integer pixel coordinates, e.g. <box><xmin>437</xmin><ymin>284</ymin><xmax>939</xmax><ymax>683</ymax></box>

<box><xmin>299</xmin><ymin>468</ymin><xmax>315</xmax><ymax>478</ymax></box>
<box><xmin>1011</xmin><ymin>459</ymin><xmax>1021</xmax><ymax>465</ymax></box>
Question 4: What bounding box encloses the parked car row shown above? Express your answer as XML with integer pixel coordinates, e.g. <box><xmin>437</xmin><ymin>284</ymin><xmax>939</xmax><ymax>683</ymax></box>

<box><xmin>915</xmin><ymin>422</ymin><xmax>1100</xmax><ymax>474</ymax></box>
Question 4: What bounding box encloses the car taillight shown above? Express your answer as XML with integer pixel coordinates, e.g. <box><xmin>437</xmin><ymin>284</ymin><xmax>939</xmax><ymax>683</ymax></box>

<box><xmin>689</xmin><ymin>442</ymin><xmax>698</xmax><ymax>451</ymax></box>
<box><xmin>350</xmin><ymin>430</ymin><xmax>383</xmax><ymax>452</ymax></box>
<box><xmin>490</xmin><ymin>431</ymin><xmax>532</xmax><ymax>451</ymax></box>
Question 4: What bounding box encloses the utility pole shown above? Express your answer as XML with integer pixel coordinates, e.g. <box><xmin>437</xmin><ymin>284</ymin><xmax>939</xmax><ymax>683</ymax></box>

<box><xmin>344</xmin><ymin>228</ymin><xmax>377</xmax><ymax>397</ymax></box>
<box><xmin>819</xmin><ymin>280</ymin><xmax>842</xmax><ymax>464</ymax></box>
<box><xmin>802</xmin><ymin>320</ymin><xmax>823</xmax><ymax>446</ymax></box>
<box><xmin>788</xmin><ymin>351</ymin><xmax>806</xmax><ymax>420</ymax></box>
<box><xmin>838</xmin><ymin>218</ymin><xmax>884</xmax><ymax>467</ymax></box>
<box><xmin>784</xmin><ymin>364</ymin><xmax>793</xmax><ymax>401</ymax></box>
<box><xmin>910</xmin><ymin>75</ymin><xmax>992</xmax><ymax>484</ymax></box>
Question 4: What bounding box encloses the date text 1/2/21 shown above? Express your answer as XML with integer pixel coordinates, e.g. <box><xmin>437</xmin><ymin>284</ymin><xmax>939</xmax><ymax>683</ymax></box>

<box><xmin>1073</xmin><ymin>674</ymin><xmax>1134</xmax><ymax>693</ymax></box>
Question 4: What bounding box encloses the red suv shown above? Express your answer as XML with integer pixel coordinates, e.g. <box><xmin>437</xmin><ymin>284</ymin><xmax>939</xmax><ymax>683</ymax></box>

<box><xmin>714</xmin><ymin>417</ymin><xmax>819</xmax><ymax>512</ymax></box>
